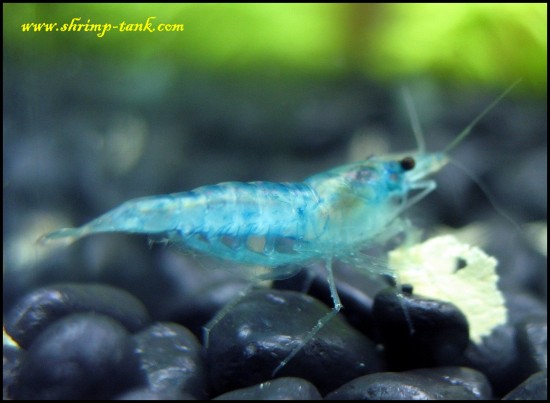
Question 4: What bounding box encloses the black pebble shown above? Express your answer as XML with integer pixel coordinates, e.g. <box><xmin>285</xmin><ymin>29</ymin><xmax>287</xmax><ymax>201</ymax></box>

<box><xmin>515</xmin><ymin>316</ymin><xmax>547</xmax><ymax>374</ymax></box>
<box><xmin>206</xmin><ymin>289</ymin><xmax>384</xmax><ymax>396</ymax></box>
<box><xmin>502</xmin><ymin>370</ymin><xmax>548</xmax><ymax>400</ymax></box>
<box><xmin>281</xmin><ymin>262</ymin><xmax>389</xmax><ymax>343</ymax></box>
<box><xmin>5</xmin><ymin>283</ymin><xmax>151</xmax><ymax>348</ymax></box>
<box><xmin>213</xmin><ymin>377</ymin><xmax>321</xmax><ymax>400</ymax></box>
<box><xmin>505</xmin><ymin>290</ymin><xmax>547</xmax><ymax>327</ymax></box>
<box><xmin>3</xmin><ymin>345</ymin><xmax>23</xmax><ymax>400</ymax></box>
<box><xmin>169</xmin><ymin>278</ymin><xmax>251</xmax><ymax>339</ymax></box>
<box><xmin>373</xmin><ymin>288</ymin><xmax>469</xmax><ymax>370</ymax></box>
<box><xmin>459</xmin><ymin>315</ymin><xmax>547</xmax><ymax>397</ymax></box>
<box><xmin>133</xmin><ymin>322</ymin><xmax>208</xmax><ymax>399</ymax></box>
<box><xmin>116</xmin><ymin>386</ymin><xmax>196</xmax><ymax>400</ymax></box>
<box><xmin>458</xmin><ymin>325</ymin><xmax>526</xmax><ymax>397</ymax></box>
<box><xmin>13</xmin><ymin>313</ymin><xmax>144</xmax><ymax>400</ymax></box>
<box><xmin>325</xmin><ymin>366</ymin><xmax>492</xmax><ymax>400</ymax></box>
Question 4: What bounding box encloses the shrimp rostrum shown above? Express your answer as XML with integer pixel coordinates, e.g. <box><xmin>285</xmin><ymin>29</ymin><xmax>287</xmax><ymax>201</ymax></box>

<box><xmin>40</xmin><ymin>82</ymin><xmax>519</xmax><ymax>374</ymax></box>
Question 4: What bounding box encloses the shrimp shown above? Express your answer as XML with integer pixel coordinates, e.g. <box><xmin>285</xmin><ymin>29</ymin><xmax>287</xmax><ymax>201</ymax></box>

<box><xmin>39</xmin><ymin>81</ymin><xmax>520</xmax><ymax>375</ymax></box>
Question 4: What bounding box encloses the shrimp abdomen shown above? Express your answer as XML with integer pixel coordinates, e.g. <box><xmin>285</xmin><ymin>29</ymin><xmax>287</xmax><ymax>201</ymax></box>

<box><xmin>170</xmin><ymin>181</ymin><xmax>324</xmax><ymax>266</ymax></box>
<box><xmin>185</xmin><ymin>182</ymin><xmax>319</xmax><ymax>237</ymax></box>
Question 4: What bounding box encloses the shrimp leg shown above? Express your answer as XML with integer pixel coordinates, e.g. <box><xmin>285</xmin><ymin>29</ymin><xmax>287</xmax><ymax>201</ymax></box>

<box><xmin>272</xmin><ymin>258</ymin><xmax>342</xmax><ymax>376</ymax></box>
<box><xmin>203</xmin><ymin>282</ymin><xmax>257</xmax><ymax>349</ymax></box>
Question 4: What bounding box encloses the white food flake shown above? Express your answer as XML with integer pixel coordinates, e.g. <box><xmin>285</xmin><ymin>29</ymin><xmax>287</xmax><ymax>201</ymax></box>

<box><xmin>388</xmin><ymin>234</ymin><xmax>507</xmax><ymax>344</ymax></box>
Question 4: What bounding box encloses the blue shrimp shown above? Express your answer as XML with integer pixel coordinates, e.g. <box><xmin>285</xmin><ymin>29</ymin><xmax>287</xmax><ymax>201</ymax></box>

<box><xmin>39</xmin><ymin>82</ymin><xmax>519</xmax><ymax>374</ymax></box>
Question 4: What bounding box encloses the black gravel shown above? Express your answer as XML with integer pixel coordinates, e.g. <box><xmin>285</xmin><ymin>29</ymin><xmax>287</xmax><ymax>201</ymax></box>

<box><xmin>3</xmin><ymin>60</ymin><xmax>547</xmax><ymax>399</ymax></box>
<box><xmin>373</xmin><ymin>288</ymin><xmax>470</xmax><ymax>370</ymax></box>
<box><xmin>11</xmin><ymin>313</ymin><xmax>144</xmax><ymax>400</ymax></box>
<box><xmin>213</xmin><ymin>377</ymin><xmax>322</xmax><ymax>400</ymax></box>
<box><xmin>205</xmin><ymin>289</ymin><xmax>384</xmax><ymax>396</ymax></box>
<box><xmin>502</xmin><ymin>370</ymin><xmax>548</xmax><ymax>400</ymax></box>
<box><xmin>133</xmin><ymin>322</ymin><xmax>207</xmax><ymax>399</ymax></box>
<box><xmin>324</xmin><ymin>367</ymin><xmax>493</xmax><ymax>400</ymax></box>
<box><xmin>4</xmin><ymin>279</ymin><xmax>546</xmax><ymax>399</ymax></box>
<box><xmin>4</xmin><ymin>283</ymin><xmax>151</xmax><ymax>349</ymax></box>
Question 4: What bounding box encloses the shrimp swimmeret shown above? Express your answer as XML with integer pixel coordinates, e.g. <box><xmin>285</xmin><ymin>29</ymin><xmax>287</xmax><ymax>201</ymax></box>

<box><xmin>40</xmin><ymin>82</ymin><xmax>519</xmax><ymax>375</ymax></box>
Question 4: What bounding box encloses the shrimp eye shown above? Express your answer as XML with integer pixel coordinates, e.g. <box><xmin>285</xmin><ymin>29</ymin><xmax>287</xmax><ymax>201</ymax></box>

<box><xmin>400</xmin><ymin>157</ymin><xmax>415</xmax><ymax>171</ymax></box>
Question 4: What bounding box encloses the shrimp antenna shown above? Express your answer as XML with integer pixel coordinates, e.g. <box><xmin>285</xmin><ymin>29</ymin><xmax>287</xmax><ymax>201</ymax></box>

<box><xmin>402</xmin><ymin>87</ymin><xmax>426</xmax><ymax>153</ymax></box>
<box><xmin>450</xmin><ymin>158</ymin><xmax>524</xmax><ymax>235</ymax></box>
<box><xmin>444</xmin><ymin>79</ymin><xmax>522</xmax><ymax>154</ymax></box>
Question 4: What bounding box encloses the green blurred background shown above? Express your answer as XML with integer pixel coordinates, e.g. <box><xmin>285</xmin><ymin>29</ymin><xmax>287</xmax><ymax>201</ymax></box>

<box><xmin>4</xmin><ymin>3</ymin><xmax>547</xmax><ymax>92</ymax></box>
